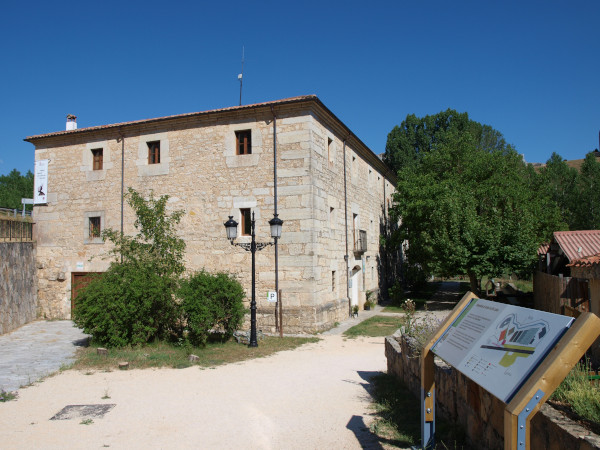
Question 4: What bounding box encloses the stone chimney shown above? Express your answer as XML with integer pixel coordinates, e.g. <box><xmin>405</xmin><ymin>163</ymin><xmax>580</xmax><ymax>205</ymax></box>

<box><xmin>66</xmin><ymin>114</ymin><xmax>77</xmax><ymax>131</ymax></box>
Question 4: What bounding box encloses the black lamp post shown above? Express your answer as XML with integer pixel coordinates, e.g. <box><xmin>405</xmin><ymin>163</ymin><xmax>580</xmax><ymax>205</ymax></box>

<box><xmin>224</xmin><ymin>211</ymin><xmax>283</xmax><ymax>347</ymax></box>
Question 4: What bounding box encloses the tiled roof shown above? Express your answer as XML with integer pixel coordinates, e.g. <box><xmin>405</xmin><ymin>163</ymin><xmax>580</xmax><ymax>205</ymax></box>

<box><xmin>537</xmin><ymin>242</ymin><xmax>549</xmax><ymax>256</ymax></box>
<box><xmin>24</xmin><ymin>95</ymin><xmax>318</xmax><ymax>141</ymax></box>
<box><xmin>552</xmin><ymin>230</ymin><xmax>600</xmax><ymax>263</ymax></box>
<box><xmin>567</xmin><ymin>253</ymin><xmax>600</xmax><ymax>268</ymax></box>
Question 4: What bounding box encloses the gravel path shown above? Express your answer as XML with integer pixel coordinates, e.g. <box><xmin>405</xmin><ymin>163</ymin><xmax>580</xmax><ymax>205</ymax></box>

<box><xmin>1</xmin><ymin>334</ymin><xmax>386</xmax><ymax>449</ymax></box>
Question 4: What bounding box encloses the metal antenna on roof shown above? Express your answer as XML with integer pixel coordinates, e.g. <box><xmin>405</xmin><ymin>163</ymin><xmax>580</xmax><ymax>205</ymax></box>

<box><xmin>238</xmin><ymin>46</ymin><xmax>244</xmax><ymax>106</ymax></box>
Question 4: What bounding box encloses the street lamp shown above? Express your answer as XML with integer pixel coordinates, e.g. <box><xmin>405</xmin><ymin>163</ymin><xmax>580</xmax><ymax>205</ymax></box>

<box><xmin>224</xmin><ymin>211</ymin><xmax>283</xmax><ymax>347</ymax></box>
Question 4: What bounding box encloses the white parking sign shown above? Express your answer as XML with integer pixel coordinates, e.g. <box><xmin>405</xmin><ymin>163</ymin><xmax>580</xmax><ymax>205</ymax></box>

<box><xmin>267</xmin><ymin>291</ymin><xmax>278</xmax><ymax>303</ymax></box>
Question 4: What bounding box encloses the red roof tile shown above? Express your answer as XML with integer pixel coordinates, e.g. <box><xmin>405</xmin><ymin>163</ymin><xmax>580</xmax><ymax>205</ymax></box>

<box><xmin>24</xmin><ymin>95</ymin><xmax>318</xmax><ymax>141</ymax></box>
<box><xmin>537</xmin><ymin>242</ymin><xmax>549</xmax><ymax>256</ymax></box>
<box><xmin>552</xmin><ymin>230</ymin><xmax>600</xmax><ymax>263</ymax></box>
<box><xmin>567</xmin><ymin>253</ymin><xmax>600</xmax><ymax>268</ymax></box>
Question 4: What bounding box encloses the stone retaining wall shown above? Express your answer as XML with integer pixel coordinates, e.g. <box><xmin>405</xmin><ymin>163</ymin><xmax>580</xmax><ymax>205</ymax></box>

<box><xmin>385</xmin><ymin>335</ymin><xmax>600</xmax><ymax>449</ymax></box>
<box><xmin>0</xmin><ymin>242</ymin><xmax>37</xmax><ymax>334</ymax></box>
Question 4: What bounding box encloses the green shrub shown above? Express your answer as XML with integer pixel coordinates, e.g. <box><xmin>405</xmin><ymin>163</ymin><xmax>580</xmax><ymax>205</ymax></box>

<box><xmin>72</xmin><ymin>261</ymin><xmax>179</xmax><ymax>347</ymax></box>
<box><xmin>178</xmin><ymin>270</ymin><xmax>245</xmax><ymax>347</ymax></box>
<box><xmin>552</xmin><ymin>360</ymin><xmax>600</xmax><ymax>424</ymax></box>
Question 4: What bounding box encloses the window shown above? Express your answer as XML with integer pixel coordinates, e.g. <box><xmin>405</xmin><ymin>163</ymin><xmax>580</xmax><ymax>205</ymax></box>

<box><xmin>327</xmin><ymin>138</ymin><xmax>333</xmax><ymax>166</ymax></box>
<box><xmin>240</xmin><ymin>208</ymin><xmax>251</xmax><ymax>236</ymax></box>
<box><xmin>329</xmin><ymin>207</ymin><xmax>334</xmax><ymax>228</ymax></box>
<box><xmin>147</xmin><ymin>141</ymin><xmax>160</xmax><ymax>164</ymax></box>
<box><xmin>92</xmin><ymin>148</ymin><xmax>103</xmax><ymax>170</ymax></box>
<box><xmin>235</xmin><ymin>130</ymin><xmax>252</xmax><ymax>155</ymax></box>
<box><xmin>89</xmin><ymin>216</ymin><xmax>101</xmax><ymax>238</ymax></box>
<box><xmin>332</xmin><ymin>270</ymin><xmax>336</xmax><ymax>293</ymax></box>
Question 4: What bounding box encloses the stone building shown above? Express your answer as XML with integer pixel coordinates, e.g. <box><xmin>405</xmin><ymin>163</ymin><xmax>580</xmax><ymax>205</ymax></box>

<box><xmin>25</xmin><ymin>95</ymin><xmax>397</xmax><ymax>333</ymax></box>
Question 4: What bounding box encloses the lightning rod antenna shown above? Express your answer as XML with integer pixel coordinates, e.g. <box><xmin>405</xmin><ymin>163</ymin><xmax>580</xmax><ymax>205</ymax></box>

<box><xmin>238</xmin><ymin>46</ymin><xmax>244</xmax><ymax>106</ymax></box>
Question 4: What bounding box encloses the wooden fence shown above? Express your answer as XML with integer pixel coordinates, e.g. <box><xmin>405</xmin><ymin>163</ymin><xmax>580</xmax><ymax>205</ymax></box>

<box><xmin>0</xmin><ymin>218</ymin><xmax>34</xmax><ymax>242</ymax></box>
<box><xmin>534</xmin><ymin>271</ymin><xmax>590</xmax><ymax>315</ymax></box>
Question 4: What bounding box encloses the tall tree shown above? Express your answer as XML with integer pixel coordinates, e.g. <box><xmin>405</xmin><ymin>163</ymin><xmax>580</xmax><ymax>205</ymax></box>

<box><xmin>389</xmin><ymin>116</ymin><xmax>560</xmax><ymax>292</ymax></box>
<box><xmin>536</xmin><ymin>153</ymin><xmax>578</xmax><ymax>227</ymax></box>
<box><xmin>383</xmin><ymin>109</ymin><xmax>510</xmax><ymax>174</ymax></box>
<box><xmin>0</xmin><ymin>169</ymin><xmax>34</xmax><ymax>210</ymax></box>
<box><xmin>573</xmin><ymin>153</ymin><xmax>600</xmax><ymax>229</ymax></box>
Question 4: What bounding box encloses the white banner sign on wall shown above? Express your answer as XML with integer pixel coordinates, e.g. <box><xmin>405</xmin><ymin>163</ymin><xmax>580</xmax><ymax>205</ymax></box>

<box><xmin>34</xmin><ymin>159</ymin><xmax>48</xmax><ymax>204</ymax></box>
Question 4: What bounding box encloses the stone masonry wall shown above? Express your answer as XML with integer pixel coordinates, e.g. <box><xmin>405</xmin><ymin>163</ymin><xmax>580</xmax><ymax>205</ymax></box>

<box><xmin>0</xmin><ymin>242</ymin><xmax>37</xmax><ymax>334</ymax></box>
<box><xmin>385</xmin><ymin>335</ymin><xmax>600</xmax><ymax>449</ymax></box>
<box><xmin>31</xmin><ymin>101</ymin><xmax>395</xmax><ymax>333</ymax></box>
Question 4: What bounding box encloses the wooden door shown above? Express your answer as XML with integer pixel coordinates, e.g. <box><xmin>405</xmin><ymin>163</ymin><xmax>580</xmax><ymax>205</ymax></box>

<box><xmin>71</xmin><ymin>272</ymin><xmax>103</xmax><ymax>312</ymax></box>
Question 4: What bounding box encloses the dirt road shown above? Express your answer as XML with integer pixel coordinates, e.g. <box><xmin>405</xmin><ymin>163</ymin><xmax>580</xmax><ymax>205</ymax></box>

<box><xmin>1</xmin><ymin>334</ymin><xmax>386</xmax><ymax>449</ymax></box>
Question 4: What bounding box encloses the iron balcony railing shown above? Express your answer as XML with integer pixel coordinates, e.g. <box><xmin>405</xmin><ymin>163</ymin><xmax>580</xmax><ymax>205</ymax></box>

<box><xmin>0</xmin><ymin>219</ymin><xmax>34</xmax><ymax>242</ymax></box>
<box><xmin>354</xmin><ymin>229</ymin><xmax>367</xmax><ymax>253</ymax></box>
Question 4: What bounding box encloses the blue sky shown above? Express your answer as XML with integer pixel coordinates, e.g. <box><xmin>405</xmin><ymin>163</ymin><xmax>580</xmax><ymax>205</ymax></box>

<box><xmin>1</xmin><ymin>0</ymin><xmax>598</xmax><ymax>176</ymax></box>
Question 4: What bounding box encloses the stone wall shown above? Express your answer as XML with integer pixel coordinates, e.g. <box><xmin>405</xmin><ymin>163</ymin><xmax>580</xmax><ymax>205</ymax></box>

<box><xmin>385</xmin><ymin>335</ymin><xmax>600</xmax><ymax>450</ymax></box>
<box><xmin>0</xmin><ymin>242</ymin><xmax>37</xmax><ymax>334</ymax></box>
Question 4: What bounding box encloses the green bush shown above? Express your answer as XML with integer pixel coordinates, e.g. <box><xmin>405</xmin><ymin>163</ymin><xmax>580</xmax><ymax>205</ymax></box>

<box><xmin>72</xmin><ymin>261</ymin><xmax>179</xmax><ymax>347</ymax></box>
<box><xmin>178</xmin><ymin>270</ymin><xmax>246</xmax><ymax>347</ymax></box>
<box><xmin>552</xmin><ymin>360</ymin><xmax>600</xmax><ymax>424</ymax></box>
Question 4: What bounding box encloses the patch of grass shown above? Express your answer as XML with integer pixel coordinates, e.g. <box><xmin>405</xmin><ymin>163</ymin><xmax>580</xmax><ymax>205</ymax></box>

<box><xmin>343</xmin><ymin>316</ymin><xmax>405</xmax><ymax>338</ymax></box>
<box><xmin>551</xmin><ymin>361</ymin><xmax>600</xmax><ymax>426</ymax></box>
<box><xmin>80</xmin><ymin>419</ymin><xmax>93</xmax><ymax>425</ymax></box>
<box><xmin>370</xmin><ymin>373</ymin><xmax>468</xmax><ymax>449</ymax></box>
<box><xmin>71</xmin><ymin>336</ymin><xmax>320</xmax><ymax>371</ymax></box>
<box><xmin>0</xmin><ymin>389</ymin><xmax>18</xmax><ymax>402</ymax></box>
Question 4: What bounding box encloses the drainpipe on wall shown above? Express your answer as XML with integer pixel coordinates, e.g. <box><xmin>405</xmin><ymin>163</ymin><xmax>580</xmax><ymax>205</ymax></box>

<box><xmin>271</xmin><ymin>106</ymin><xmax>281</xmax><ymax>336</ymax></box>
<box><xmin>343</xmin><ymin>139</ymin><xmax>351</xmax><ymax>317</ymax></box>
<box><xmin>117</xmin><ymin>130</ymin><xmax>125</xmax><ymax>263</ymax></box>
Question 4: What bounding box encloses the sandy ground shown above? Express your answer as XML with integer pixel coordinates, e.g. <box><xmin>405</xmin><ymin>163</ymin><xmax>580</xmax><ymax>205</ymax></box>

<box><xmin>1</xmin><ymin>334</ymin><xmax>387</xmax><ymax>450</ymax></box>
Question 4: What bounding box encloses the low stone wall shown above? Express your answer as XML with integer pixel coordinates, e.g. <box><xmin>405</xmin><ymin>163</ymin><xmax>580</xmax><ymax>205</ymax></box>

<box><xmin>0</xmin><ymin>242</ymin><xmax>37</xmax><ymax>334</ymax></box>
<box><xmin>385</xmin><ymin>335</ymin><xmax>600</xmax><ymax>450</ymax></box>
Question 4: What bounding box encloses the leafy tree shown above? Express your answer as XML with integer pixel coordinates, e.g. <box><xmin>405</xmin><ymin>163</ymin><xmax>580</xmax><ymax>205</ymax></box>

<box><xmin>383</xmin><ymin>109</ymin><xmax>513</xmax><ymax>175</ymax></box>
<box><xmin>389</xmin><ymin>116</ymin><xmax>559</xmax><ymax>293</ymax></box>
<box><xmin>73</xmin><ymin>188</ymin><xmax>185</xmax><ymax>346</ymax></box>
<box><xmin>102</xmin><ymin>188</ymin><xmax>186</xmax><ymax>278</ymax></box>
<box><xmin>536</xmin><ymin>153</ymin><xmax>578</xmax><ymax>227</ymax></box>
<box><xmin>0</xmin><ymin>169</ymin><xmax>34</xmax><ymax>210</ymax></box>
<box><xmin>573</xmin><ymin>153</ymin><xmax>600</xmax><ymax>229</ymax></box>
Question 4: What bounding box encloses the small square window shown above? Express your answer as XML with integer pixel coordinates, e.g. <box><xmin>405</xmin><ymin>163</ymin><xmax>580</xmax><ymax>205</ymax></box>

<box><xmin>147</xmin><ymin>141</ymin><xmax>160</xmax><ymax>164</ymax></box>
<box><xmin>92</xmin><ymin>148</ymin><xmax>103</xmax><ymax>170</ymax></box>
<box><xmin>89</xmin><ymin>216</ymin><xmax>101</xmax><ymax>238</ymax></box>
<box><xmin>240</xmin><ymin>208</ymin><xmax>251</xmax><ymax>236</ymax></box>
<box><xmin>235</xmin><ymin>130</ymin><xmax>252</xmax><ymax>155</ymax></box>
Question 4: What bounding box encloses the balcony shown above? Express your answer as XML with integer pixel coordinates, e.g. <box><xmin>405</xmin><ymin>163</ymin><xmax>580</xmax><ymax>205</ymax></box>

<box><xmin>354</xmin><ymin>229</ymin><xmax>367</xmax><ymax>254</ymax></box>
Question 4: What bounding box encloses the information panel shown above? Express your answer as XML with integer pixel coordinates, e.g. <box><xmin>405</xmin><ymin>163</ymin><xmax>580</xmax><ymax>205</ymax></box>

<box><xmin>431</xmin><ymin>298</ymin><xmax>573</xmax><ymax>403</ymax></box>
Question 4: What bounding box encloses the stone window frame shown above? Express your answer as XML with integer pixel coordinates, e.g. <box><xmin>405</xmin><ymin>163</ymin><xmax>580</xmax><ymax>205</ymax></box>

<box><xmin>225</xmin><ymin>124</ymin><xmax>262</xmax><ymax>168</ymax></box>
<box><xmin>231</xmin><ymin>198</ymin><xmax>258</xmax><ymax>242</ymax></box>
<box><xmin>137</xmin><ymin>132</ymin><xmax>170</xmax><ymax>176</ymax></box>
<box><xmin>84</xmin><ymin>210</ymin><xmax>105</xmax><ymax>244</ymax></box>
<box><xmin>83</xmin><ymin>140</ymin><xmax>111</xmax><ymax>181</ymax></box>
